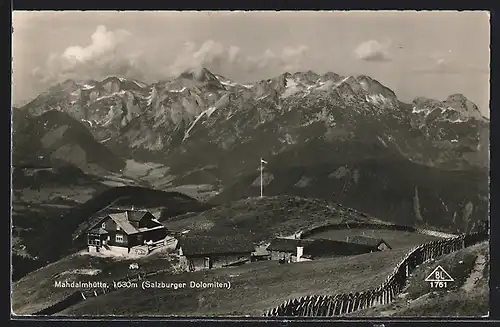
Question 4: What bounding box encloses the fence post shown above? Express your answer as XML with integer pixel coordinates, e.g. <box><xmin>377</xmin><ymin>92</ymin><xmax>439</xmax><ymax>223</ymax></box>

<box><xmin>310</xmin><ymin>296</ymin><xmax>317</xmax><ymax>316</ymax></box>
<box><xmin>332</xmin><ymin>295</ymin><xmax>340</xmax><ymax>316</ymax></box>
<box><xmin>316</xmin><ymin>296</ymin><xmax>323</xmax><ymax>316</ymax></box>
<box><xmin>284</xmin><ymin>300</ymin><xmax>291</xmax><ymax>316</ymax></box>
<box><xmin>349</xmin><ymin>293</ymin><xmax>356</xmax><ymax>313</ymax></box>
<box><xmin>300</xmin><ymin>296</ymin><xmax>307</xmax><ymax>316</ymax></box>
<box><xmin>323</xmin><ymin>295</ymin><xmax>329</xmax><ymax>316</ymax></box>
<box><xmin>293</xmin><ymin>299</ymin><xmax>301</xmax><ymax>316</ymax></box>
<box><xmin>319</xmin><ymin>296</ymin><xmax>325</xmax><ymax>316</ymax></box>
<box><xmin>343</xmin><ymin>294</ymin><xmax>349</xmax><ymax>314</ymax></box>
<box><xmin>302</xmin><ymin>299</ymin><xmax>309</xmax><ymax>316</ymax></box>
<box><xmin>358</xmin><ymin>291</ymin><xmax>365</xmax><ymax>310</ymax></box>
<box><xmin>278</xmin><ymin>303</ymin><xmax>284</xmax><ymax>315</ymax></box>
<box><xmin>353</xmin><ymin>292</ymin><xmax>360</xmax><ymax>311</ymax></box>
<box><xmin>290</xmin><ymin>299</ymin><xmax>296</xmax><ymax>316</ymax></box>
<box><xmin>307</xmin><ymin>297</ymin><xmax>314</xmax><ymax>316</ymax></box>
<box><xmin>338</xmin><ymin>295</ymin><xmax>345</xmax><ymax>314</ymax></box>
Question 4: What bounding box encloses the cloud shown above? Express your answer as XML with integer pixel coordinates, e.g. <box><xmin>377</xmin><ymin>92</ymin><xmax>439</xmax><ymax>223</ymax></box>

<box><xmin>31</xmin><ymin>25</ymin><xmax>146</xmax><ymax>86</ymax></box>
<box><xmin>30</xmin><ymin>25</ymin><xmax>310</xmax><ymax>94</ymax></box>
<box><xmin>354</xmin><ymin>39</ymin><xmax>392</xmax><ymax>62</ymax></box>
<box><xmin>412</xmin><ymin>51</ymin><xmax>489</xmax><ymax>75</ymax></box>
<box><xmin>62</xmin><ymin>25</ymin><xmax>130</xmax><ymax>63</ymax></box>
<box><xmin>166</xmin><ymin>40</ymin><xmax>309</xmax><ymax>79</ymax></box>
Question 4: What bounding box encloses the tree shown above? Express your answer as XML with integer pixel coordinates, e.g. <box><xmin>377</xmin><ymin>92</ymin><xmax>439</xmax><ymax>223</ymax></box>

<box><xmin>462</xmin><ymin>201</ymin><xmax>474</xmax><ymax>233</ymax></box>
<box><xmin>413</xmin><ymin>186</ymin><xmax>424</xmax><ymax>222</ymax></box>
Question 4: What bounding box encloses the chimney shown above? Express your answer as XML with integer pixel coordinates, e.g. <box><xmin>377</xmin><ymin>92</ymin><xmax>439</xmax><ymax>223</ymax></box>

<box><xmin>296</xmin><ymin>246</ymin><xmax>304</xmax><ymax>262</ymax></box>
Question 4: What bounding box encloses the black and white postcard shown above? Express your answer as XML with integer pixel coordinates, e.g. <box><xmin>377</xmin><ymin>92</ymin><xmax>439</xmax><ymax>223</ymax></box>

<box><xmin>11</xmin><ymin>11</ymin><xmax>490</xmax><ymax>318</ymax></box>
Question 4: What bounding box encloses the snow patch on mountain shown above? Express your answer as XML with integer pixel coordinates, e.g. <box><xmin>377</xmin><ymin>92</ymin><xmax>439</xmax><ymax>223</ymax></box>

<box><xmin>95</xmin><ymin>90</ymin><xmax>127</xmax><ymax>102</ymax></box>
<box><xmin>184</xmin><ymin>109</ymin><xmax>211</xmax><ymax>141</ymax></box>
<box><xmin>366</xmin><ymin>94</ymin><xmax>391</xmax><ymax>106</ymax></box>
<box><xmin>170</xmin><ymin>87</ymin><xmax>187</xmax><ymax>93</ymax></box>
<box><xmin>281</xmin><ymin>78</ymin><xmax>301</xmax><ymax>98</ymax></box>
<box><xmin>82</xmin><ymin>84</ymin><xmax>96</xmax><ymax>90</ymax></box>
<box><xmin>220</xmin><ymin>80</ymin><xmax>237</xmax><ymax>87</ymax></box>
<box><xmin>332</xmin><ymin>76</ymin><xmax>351</xmax><ymax>91</ymax></box>
<box><xmin>316</xmin><ymin>80</ymin><xmax>335</xmax><ymax>91</ymax></box>
<box><xmin>133</xmin><ymin>80</ymin><xmax>148</xmax><ymax>88</ymax></box>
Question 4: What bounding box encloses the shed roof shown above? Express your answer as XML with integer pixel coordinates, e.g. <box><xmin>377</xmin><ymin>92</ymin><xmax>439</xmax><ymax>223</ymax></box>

<box><xmin>348</xmin><ymin>236</ymin><xmax>391</xmax><ymax>249</ymax></box>
<box><xmin>267</xmin><ymin>237</ymin><xmax>386</xmax><ymax>257</ymax></box>
<box><xmin>301</xmin><ymin>238</ymin><xmax>380</xmax><ymax>257</ymax></box>
<box><xmin>267</xmin><ymin>238</ymin><xmax>313</xmax><ymax>252</ymax></box>
<box><xmin>178</xmin><ymin>235</ymin><xmax>255</xmax><ymax>256</ymax></box>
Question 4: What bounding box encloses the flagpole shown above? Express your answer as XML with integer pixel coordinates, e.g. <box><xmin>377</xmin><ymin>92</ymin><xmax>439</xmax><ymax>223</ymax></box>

<box><xmin>260</xmin><ymin>157</ymin><xmax>263</xmax><ymax>198</ymax></box>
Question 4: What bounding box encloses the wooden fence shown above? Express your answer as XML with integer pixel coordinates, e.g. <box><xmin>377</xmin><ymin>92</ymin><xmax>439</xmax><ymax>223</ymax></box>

<box><xmin>263</xmin><ymin>230</ymin><xmax>488</xmax><ymax>317</ymax></box>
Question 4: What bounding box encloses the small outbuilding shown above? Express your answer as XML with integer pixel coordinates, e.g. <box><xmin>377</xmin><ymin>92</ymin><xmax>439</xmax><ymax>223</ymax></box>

<box><xmin>347</xmin><ymin>236</ymin><xmax>392</xmax><ymax>251</ymax></box>
<box><xmin>267</xmin><ymin>236</ymin><xmax>393</xmax><ymax>262</ymax></box>
<box><xmin>177</xmin><ymin>235</ymin><xmax>255</xmax><ymax>271</ymax></box>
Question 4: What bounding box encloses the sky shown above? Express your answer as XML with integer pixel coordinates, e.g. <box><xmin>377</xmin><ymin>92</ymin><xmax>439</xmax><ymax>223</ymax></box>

<box><xmin>12</xmin><ymin>11</ymin><xmax>491</xmax><ymax>117</ymax></box>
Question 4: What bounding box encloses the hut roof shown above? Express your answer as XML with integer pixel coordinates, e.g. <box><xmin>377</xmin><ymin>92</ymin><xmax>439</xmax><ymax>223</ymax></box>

<box><xmin>267</xmin><ymin>238</ymin><xmax>307</xmax><ymax>252</ymax></box>
<box><xmin>178</xmin><ymin>235</ymin><xmax>255</xmax><ymax>256</ymax></box>
<box><xmin>349</xmin><ymin>235</ymin><xmax>391</xmax><ymax>249</ymax></box>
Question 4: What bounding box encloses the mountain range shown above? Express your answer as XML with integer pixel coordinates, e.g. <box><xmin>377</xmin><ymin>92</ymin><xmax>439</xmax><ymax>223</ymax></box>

<box><xmin>12</xmin><ymin>68</ymin><xmax>490</xmax><ymax>232</ymax></box>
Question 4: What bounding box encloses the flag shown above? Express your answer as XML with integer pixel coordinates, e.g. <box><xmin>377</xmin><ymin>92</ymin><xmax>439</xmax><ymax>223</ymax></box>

<box><xmin>261</xmin><ymin>158</ymin><xmax>268</xmax><ymax>164</ymax></box>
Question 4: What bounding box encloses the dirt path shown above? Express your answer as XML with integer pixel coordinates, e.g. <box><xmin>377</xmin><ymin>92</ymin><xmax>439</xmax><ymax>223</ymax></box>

<box><xmin>461</xmin><ymin>253</ymin><xmax>487</xmax><ymax>293</ymax></box>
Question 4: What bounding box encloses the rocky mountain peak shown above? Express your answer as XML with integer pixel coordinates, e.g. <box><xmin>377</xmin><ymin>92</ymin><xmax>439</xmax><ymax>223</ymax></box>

<box><xmin>15</xmin><ymin>69</ymin><xmax>489</xmax><ymax>170</ymax></box>
<box><xmin>444</xmin><ymin>94</ymin><xmax>484</xmax><ymax>119</ymax></box>
<box><xmin>318</xmin><ymin>72</ymin><xmax>342</xmax><ymax>83</ymax></box>
<box><xmin>48</xmin><ymin>79</ymin><xmax>80</xmax><ymax>93</ymax></box>
<box><xmin>173</xmin><ymin>67</ymin><xmax>225</xmax><ymax>91</ymax></box>
<box><xmin>412</xmin><ymin>94</ymin><xmax>486</xmax><ymax>122</ymax></box>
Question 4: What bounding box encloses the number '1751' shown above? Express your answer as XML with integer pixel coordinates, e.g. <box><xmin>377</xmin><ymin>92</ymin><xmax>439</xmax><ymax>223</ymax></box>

<box><xmin>429</xmin><ymin>281</ymin><xmax>447</xmax><ymax>288</ymax></box>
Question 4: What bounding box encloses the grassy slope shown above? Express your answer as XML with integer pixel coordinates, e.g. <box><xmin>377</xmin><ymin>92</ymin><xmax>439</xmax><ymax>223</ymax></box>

<box><xmin>162</xmin><ymin>195</ymin><xmax>378</xmax><ymax>242</ymax></box>
<box><xmin>351</xmin><ymin>241</ymin><xmax>489</xmax><ymax>317</ymax></box>
<box><xmin>14</xmin><ymin>195</ymin><xmax>445</xmax><ymax>316</ymax></box>
<box><xmin>59</xmin><ymin>247</ymin><xmax>412</xmax><ymax>316</ymax></box>
<box><xmin>212</xmin><ymin>158</ymin><xmax>488</xmax><ymax>233</ymax></box>
<box><xmin>12</xmin><ymin>250</ymin><xmax>174</xmax><ymax>315</ymax></box>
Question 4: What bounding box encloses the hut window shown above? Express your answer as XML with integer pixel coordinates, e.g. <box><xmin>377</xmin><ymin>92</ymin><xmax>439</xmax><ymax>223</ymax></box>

<box><xmin>115</xmin><ymin>234</ymin><xmax>124</xmax><ymax>243</ymax></box>
<box><xmin>117</xmin><ymin>225</ymin><xmax>121</xmax><ymax>231</ymax></box>
<box><xmin>88</xmin><ymin>239</ymin><xmax>100</xmax><ymax>246</ymax></box>
<box><xmin>102</xmin><ymin>222</ymin><xmax>106</xmax><ymax>229</ymax></box>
